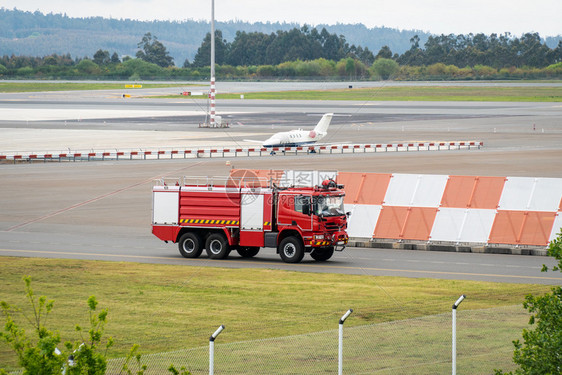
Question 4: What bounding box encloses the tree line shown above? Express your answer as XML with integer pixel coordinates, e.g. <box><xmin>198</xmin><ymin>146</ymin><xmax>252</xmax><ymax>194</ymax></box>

<box><xmin>188</xmin><ymin>26</ymin><xmax>375</xmax><ymax>67</ymax></box>
<box><xmin>398</xmin><ymin>33</ymin><xmax>562</xmax><ymax>68</ymax></box>
<box><xmin>189</xmin><ymin>29</ymin><xmax>562</xmax><ymax>70</ymax></box>
<box><xmin>0</xmin><ymin>29</ymin><xmax>561</xmax><ymax>81</ymax></box>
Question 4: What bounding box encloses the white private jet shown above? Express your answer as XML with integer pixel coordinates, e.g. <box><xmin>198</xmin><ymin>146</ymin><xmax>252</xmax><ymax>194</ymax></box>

<box><xmin>245</xmin><ymin>113</ymin><xmax>333</xmax><ymax>148</ymax></box>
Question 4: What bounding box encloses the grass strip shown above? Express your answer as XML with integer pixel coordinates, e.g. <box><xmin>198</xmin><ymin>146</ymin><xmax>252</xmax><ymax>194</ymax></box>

<box><xmin>0</xmin><ymin>82</ymin><xmax>192</xmax><ymax>93</ymax></box>
<box><xmin>0</xmin><ymin>257</ymin><xmax>552</xmax><ymax>370</ymax></box>
<box><xmin>2</xmin><ymin>82</ymin><xmax>559</xmax><ymax>101</ymax></box>
<box><xmin>215</xmin><ymin>86</ymin><xmax>562</xmax><ymax>102</ymax></box>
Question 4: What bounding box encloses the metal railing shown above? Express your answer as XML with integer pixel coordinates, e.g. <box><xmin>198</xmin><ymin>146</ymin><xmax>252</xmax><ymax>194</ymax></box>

<box><xmin>0</xmin><ymin>142</ymin><xmax>484</xmax><ymax>163</ymax></box>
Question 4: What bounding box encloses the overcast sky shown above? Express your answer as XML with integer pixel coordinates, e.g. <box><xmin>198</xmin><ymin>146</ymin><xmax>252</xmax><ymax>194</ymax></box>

<box><xmin>3</xmin><ymin>0</ymin><xmax>561</xmax><ymax>36</ymax></box>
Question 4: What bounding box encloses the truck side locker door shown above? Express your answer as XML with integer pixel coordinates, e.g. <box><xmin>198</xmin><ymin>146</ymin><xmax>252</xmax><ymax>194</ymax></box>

<box><xmin>153</xmin><ymin>188</ymin><xmax>179</xmax><ymax>225</ymax></box>
<box><xmin>239</xmin><ymin>193</ymin><xmax>265</xmax><ymax>246</ymax></box>
<box><xmin>152</xmin><ymin>186</ymin><xmax>180</xmax><ymax>242</ymax></box>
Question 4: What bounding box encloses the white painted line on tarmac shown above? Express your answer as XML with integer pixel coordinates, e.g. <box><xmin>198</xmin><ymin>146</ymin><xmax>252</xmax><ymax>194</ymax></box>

<box><xmin>5</xmin><ymin>161</ymin><xmax>205</xmax><ymax>232</ymax></box>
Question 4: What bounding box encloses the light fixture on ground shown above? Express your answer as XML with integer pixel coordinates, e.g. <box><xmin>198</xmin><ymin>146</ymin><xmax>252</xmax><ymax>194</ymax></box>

<box><xmin>209</xmin><ymin>324</ymin><xmax>224</xmax><ymax>375</ymax></box>
<box><xmin>452</xmin><ymin>295</ymin><xmax>465</xmax><ymax>375</ymax></box>
<box><xmin>339</xmin><ymin>309</ymin><xmax>353</xmax><ymax>375</ymax></box>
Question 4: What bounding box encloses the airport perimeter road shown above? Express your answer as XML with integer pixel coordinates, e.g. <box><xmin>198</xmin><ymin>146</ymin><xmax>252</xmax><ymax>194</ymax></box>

<box><xmin>1</xmin><ymin>229</ymin><xmax>561</xmax><ymax>285</ymax></box>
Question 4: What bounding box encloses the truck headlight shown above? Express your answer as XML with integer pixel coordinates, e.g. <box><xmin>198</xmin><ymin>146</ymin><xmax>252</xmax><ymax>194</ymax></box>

<box><xmin>314</xmin><ymin>234</ymin><xmax>325</xmax><ymax>240</ymax></box>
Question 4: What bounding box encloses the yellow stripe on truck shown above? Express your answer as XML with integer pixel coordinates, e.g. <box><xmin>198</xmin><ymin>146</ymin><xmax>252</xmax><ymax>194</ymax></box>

<box><xmin>180</xmin><ymin>219</ymin><xmax>239</xmax><ymax>226</ymax></box>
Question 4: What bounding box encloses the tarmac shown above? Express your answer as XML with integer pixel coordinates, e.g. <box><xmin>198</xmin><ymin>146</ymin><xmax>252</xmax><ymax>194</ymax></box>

<box><xmin>1</xmin><ymin>82</ymin><xmax>562</xmax><ymax>257</ymax></box>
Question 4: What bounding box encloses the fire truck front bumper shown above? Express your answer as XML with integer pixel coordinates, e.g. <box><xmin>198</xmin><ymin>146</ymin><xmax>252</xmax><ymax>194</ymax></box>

<box><xmin>311</xmin><ymin>231</ymin><xmax>348</xmax><ymax>250</ymax></box>
<box><xmin>332</xmin><ymin>231</ymin><xmax>348</xmax><ymax>251</ymax></box>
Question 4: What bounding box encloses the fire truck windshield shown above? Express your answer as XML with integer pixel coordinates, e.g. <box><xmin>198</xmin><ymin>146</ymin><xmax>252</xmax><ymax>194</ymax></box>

<box><xmin>314</xmin><ymin>195</ymin><xmax>345</xmax><ymax>216</ymax></box>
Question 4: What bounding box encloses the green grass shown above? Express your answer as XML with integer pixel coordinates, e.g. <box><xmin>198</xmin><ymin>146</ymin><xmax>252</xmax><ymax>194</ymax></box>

<box><xmin>215</xmin><ymin>86</ymin><xmax>562</xmax><ymax>102</ymax></box>
<box><xmin>104</xmin><ymin>305</ymin><xmax>529</xmax><ymax>374</ymax></box>
<box><xmin>0</xmin><ymin>82</ymin><xmax>191</xmax><ymax>93</ymax></box>
<box><xmin>0</xmin><ymin>257</ymin><xmax>552</xmax><ymax>371</ymax></box>
<box><xmin>3</xmin><ymin>81</ymin><xmax>560</xmax><ymax>101</ymax></box>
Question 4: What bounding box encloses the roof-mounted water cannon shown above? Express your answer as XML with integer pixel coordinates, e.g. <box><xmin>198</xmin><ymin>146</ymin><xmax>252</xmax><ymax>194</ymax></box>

<box><xmin>320</xmin><ymin>179</ymin><xmax>344</xmax><ymax>190</ymax></box>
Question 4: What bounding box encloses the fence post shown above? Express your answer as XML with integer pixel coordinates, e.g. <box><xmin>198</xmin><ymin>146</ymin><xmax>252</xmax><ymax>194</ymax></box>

<box><xmin>209</xmin><ymin>325</ymin><xmax>225</xmax><ymax>375</ymax></box>
<box><xmin>339</xmin><ymin>309</ymin><xmax>353</xmax><ymax>375</ymax></box>
<box><xmin>452</xmin><ymin>295</ymin><xmax>465</xmax><ymax>375</ymax></box>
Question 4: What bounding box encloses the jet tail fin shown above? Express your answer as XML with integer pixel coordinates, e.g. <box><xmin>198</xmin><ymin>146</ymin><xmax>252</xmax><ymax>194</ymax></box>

<box><xmin>313</xmin><ymin>113</ymin><xmax>333</xmax><ymax>134</ymax></box>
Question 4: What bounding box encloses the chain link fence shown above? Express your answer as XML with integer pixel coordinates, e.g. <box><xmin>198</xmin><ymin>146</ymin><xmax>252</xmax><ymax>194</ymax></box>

<box><xmin>106</xmin><ymin>305</ymin><xmax>527</xmax><ymax>374</ymax></box>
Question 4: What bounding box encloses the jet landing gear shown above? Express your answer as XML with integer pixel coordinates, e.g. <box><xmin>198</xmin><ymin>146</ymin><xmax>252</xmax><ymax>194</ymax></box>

<box><xmin>269</xmin><ymin>150</ymin><xmax>285</xmax><ymax>156</ymax></box>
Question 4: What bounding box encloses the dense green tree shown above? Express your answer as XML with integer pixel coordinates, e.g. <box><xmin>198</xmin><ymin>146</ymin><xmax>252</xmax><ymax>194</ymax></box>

<box><xmin>16</xmin><ymin>66</ymin><xmax>34</xmax><ymax>76</ymax></box>
<box><xmin>348</xmin><ymin>45</ymin><xmax>375</xmax><ymax>65</ymax></box>
<box><xmin>335</xmin><ymin>57</ymin><xmax>367</xmax><ymax>78</ymax></box>
<box><xmin>265</xmin><ymin>28</ymin><xmax>323</xmax><ymax>65</ymax></box>
<box><xmin>517</xmin><ymin>33</ymin><xmax>551</xmax><ymax>68</ymax></box>
<box><xmin>75</xmin><ymin>59</ymin><xmax>100</xmax><ymax>74</ymax></box>
<box><xmin>93</xmin><ymin>49</ymin><xmax>110</xmax><ymax>65</ymax></box>
<box><xmin>120</xmin><ymin>58</ymin><xmax>163</xmax><ymax>79</ymax></box>
<box><xmin>227</xmin><ymin>31</ymin><xmax>273</xmax><ymax>66</ymax></box>
<box><xmin>410</xmin><ymin>35</ymin><xmax>421</xmax><ymax>49</ymax></box>
<box><xmin>191</xmin><ymin>30</ymin><xmax>229</xmax><ymax>68</ymax></box>
<box><xmin>319</xmin><ymin>28</ymin><xmax>348</xmax><ymax>61</ymax></box>
<box><xmin>315</xmin><ymin>58</ymin><xmax>337</xmax><ymax>76</ymax></box>
<box><xmin>110</xmin><ymin>52</ymin><xmax>120</xmax><ymax>64</ymax></box>
<box><xmin>136</xmin><ymin>32</ymin><xmax>174</xmax><ymax>67</ymax></box>
<box><xmin>397</xmin><ymin>35</ymin><xmax>425</xmax><ymax>66</ymax></box>
<box><xmin>43</xmin><ymin>55</ymin><xmax>58</xmax><ymax>66</ymax></box>
<box><xmin>371</xmin><ymin>58</ymin><xmax>399</xmax><ymax>79</ymax></box>
<box><xmin>375</xmin><ymin>46</ymin><xmax>393</xmax><ymax>60</ymax></box>
<box><xmin>495</xmin><ymin>231</ymin><xmax>562</xmax><ymax>375</ymax></box>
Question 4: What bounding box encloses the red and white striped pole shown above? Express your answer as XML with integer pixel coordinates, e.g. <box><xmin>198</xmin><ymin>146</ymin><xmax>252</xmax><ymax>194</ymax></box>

<box><xmin>210</xmin><ymin>0</ymin><xmax>216</xmax><ymax>127</ymax></box>
<box><xmin>210</xmin><ymin>77</ymin><xmax>216</xmax><ymax>127</ymax></box>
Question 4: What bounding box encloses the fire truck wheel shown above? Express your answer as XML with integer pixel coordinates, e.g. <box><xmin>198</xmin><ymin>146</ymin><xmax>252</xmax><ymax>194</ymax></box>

<box><xmin>237</xmin><ymin>247</ymin><xmax>260</xmax><ymax>258</ymax></box>
<box><xmin>279</xmin><ymin>236</ymin><xmax>304</xmax><ymax>263</ymax></box>
<box><xmin>178</xmin><ymin>232</ymin><xmax>203</xmax><ymax>258</ymax></box>
<box><xmin>205</xmin><ymin>233</ymin><xmax>231</xmax><ymax>259</ymax></box>
<box><xmin>310</xmin><ymin>246</ymin><xmax>334</xmax><ymax>261</ymax></box>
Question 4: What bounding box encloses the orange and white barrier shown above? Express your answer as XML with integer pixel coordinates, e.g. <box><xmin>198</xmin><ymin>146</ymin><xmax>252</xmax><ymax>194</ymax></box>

<box><xmin>0</xmin><ymin>141</ymin><xmax>483</xmax><ymax>162</ymax></box>
<box><xmin>344</xmin><ymin>172</ymin><xmax>562</xmax><ymax>247</ymax></box>
<box><xmin>236</xmin><ymin>170</ymin><xmax>562</xmax><ymax>249</ymax></box>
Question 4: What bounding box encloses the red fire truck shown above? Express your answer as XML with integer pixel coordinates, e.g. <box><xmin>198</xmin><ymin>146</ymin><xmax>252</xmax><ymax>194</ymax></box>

<box><xmin>151</xmin><ymin>176</ymin><xmax>348</xmax><ymax>263</ymax></box>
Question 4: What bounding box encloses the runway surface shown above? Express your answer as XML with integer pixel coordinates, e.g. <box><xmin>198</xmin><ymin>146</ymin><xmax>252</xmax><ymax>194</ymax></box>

<box><xmin>1</xmin><ymin>81</ymin><xmax>562</xmax><ymax>285</ymax></box>
<box><xmin>1</xmin><ymin>229</ymin><xmax>560</xmax><ymax>285</ymax></box>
